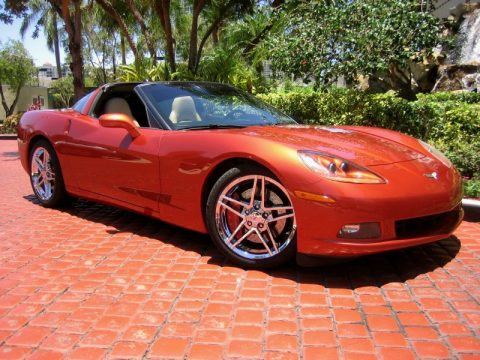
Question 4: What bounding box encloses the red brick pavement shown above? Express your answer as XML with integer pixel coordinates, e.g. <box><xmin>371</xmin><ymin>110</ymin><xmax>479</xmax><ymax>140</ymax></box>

<box><xmin>0</xmin><ymin>138</ymin><xmax>479</xmax><ymax>359</ymax></box>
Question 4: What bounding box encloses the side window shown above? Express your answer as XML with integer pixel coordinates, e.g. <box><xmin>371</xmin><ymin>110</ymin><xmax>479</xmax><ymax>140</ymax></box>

<box><xmin>72</xmin><ymin>92</ymin><xmax>93</xmax><ymax>113</ymax></box>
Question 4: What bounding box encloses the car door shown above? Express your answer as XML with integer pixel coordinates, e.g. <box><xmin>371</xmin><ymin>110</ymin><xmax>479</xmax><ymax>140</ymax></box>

<box><xmin>62</xmin><ymin>114</ymin><xmax>165</xmax><ymax>214</ymax></box>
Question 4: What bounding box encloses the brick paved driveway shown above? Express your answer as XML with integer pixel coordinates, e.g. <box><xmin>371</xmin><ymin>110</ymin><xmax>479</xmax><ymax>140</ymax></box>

<box><xmin>0</xmin><ymin>138</ymin><xmax>479</xmax><ymax>359</ymax></box>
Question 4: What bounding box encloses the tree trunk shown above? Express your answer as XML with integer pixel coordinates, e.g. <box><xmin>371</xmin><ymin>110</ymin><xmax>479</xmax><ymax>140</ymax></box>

<box><xmin>52</xmin><ymin>12</ymin><xmax>62</xmax><ymax>78</ymax></box>
<box><xmin>194</xmin><ymin>0</ymin><xmax>249</xmax><ymax>74</ymax></box>
<box><xmin>70</xmin><ymin>0</ymin><xmax>84</xmax><ymax>100</ymax></box>
<box><xmin>195</xmin><ymin>16</ymin><xmax>224</xmax><ymax>73</ymax></box>
<box><xmin>153</xmin><ymin>0</ymin><xmax>175</xmax><ymax>72</ymax></box>
<box><xmin>51</xmin><ymin>0</ymin><xmax>84</xmax><ymax>100</ymax></box>
<box><xmin>101</xmin><ymin>41</ymin><xmax>107</xmax><ymax>84</ymax></box>
<box><xmin>188</xmin><ymin>0</ymin><xmax>207</xmax><ymax>73</ymax></box>
<box><xmin>388</xmin><ymin>63</ymin><xmax>416</xmax><ymax>100</ymax></box>
<box><xmin>112</xmin><ymin>36</ymin><xmax>117</xmax><ymax>75</ymax></box>
<box><xmin>0</xmin><ymin>84</ymin><xmax>21</xmax><ymax>117</ymax></box>
<box><xmin>120</xmin><ymin>35</ymin><xmax>126</xmax><ymax>65</ymax></box>
<box><xmin>212</xmin><ymin>24</ymin><xmax>219</xmax><ymax>45</ymax></box>
<box><xmin>126</xmin><ymin>0</ymin><xmax>156</xmax><ymax>62</ymax></box>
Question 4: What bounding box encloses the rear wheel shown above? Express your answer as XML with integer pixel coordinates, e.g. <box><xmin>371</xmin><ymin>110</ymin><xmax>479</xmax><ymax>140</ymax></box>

<box><xmin>29</xmin><ymin>140</ymin><xmax>68</xmax><ymax>207</ymax></box>
<box><xmin>206</xmin><ymin>166</ymin><xmax>297</xmax><ymax>268</ymax></box>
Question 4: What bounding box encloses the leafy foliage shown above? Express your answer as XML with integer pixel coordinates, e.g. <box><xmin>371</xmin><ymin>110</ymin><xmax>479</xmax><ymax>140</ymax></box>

<box><xmin>464</xmin><ymin>178</ymin><xmax>480</xmax><ymax>199</ymax></box>
<box><xmin>117</xmin><ymin>59</ymin><xmax>171</xmax><ymax>82</ymax></box>
<box><xmin>258</xmin><ymin>89</ymin><xmax>480</xmax><ymax>180</ymax></box>
<box><xmin>1</xmin><ymin>0</ymin><xmax>28</xmax><ymax>24</ymax></box>
<box><xmin>0</xmin><ymin>40</ymin><xmax>36</xmax><ymax>117</ymax></box>
<box><xmin>269</xmin><ymin>0</ymin><xmax>441</xmax><ymax>93</ymax></box>
<box><xmin>0</xmin><ymin>112</ymin><xmax>23</xmax><ymax>134</ymax></box>
<box><xmin>50</xmin><ymin>76</ymin><xmax>74</xmax><ymax>108</ymax></box>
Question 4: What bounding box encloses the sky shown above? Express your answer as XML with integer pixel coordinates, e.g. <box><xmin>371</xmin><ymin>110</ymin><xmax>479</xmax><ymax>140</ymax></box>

<box><xmin>0</xmin><ymin>16</ymin><xmax>66</xmax><ymax>67</ymax></box>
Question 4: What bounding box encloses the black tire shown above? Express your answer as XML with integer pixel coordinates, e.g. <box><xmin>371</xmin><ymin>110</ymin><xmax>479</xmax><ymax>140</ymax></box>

<box><xmin>206</xmin><ymin>165</ymin><xmax>297</xmax><ymax>269</ymax></box>
<box><xmin>29</xmin><ymin>139</ymin><xmax>69</xmax><ymax>208</ymax></box>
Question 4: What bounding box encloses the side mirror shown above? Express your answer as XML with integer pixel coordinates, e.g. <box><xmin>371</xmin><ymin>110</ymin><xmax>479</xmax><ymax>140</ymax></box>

<box><xmin>99</xmin><ymin>113</ymin><xmax>141</xmax><ymax>139</ymax></box>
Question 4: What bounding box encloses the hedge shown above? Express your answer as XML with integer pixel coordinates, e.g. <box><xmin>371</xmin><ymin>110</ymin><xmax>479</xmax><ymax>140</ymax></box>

<box><xmin>0</xmin><ymin>112</ymin><xmax>23</xmax><ymax>134</ymax></box>
<box><xmin>258</xmin><ymin>88</ymin><xmax>480</xmax><ymax>181</ymax></box>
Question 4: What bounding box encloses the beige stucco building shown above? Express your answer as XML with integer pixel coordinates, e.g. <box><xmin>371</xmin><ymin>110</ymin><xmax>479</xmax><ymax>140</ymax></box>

<box><xmin>0</xmin><ymin>85</ymin><xmax>49</xmax><ymax>121</ymax></box>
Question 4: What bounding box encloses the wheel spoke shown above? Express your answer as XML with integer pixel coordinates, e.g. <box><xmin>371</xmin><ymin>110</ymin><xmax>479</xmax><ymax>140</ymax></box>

<box><xmin>264</xmin><ymin>205</ymin><xmax>294</xmax><ymax>212</ymax></box>
<box><xmin>249</xmin><ymin>176</ymin><xmax>258</xmax><ymax>207</ymax></box>
<box><xmin>232</xmin><ymin>228</ymin><xmax>254</xmax><ymax>247</ymax></box>
<box><xmin>46</xmin><ymin>171</ymin><xmax>55</xmax><ymax>182</ymax></box>
<box><xmin>260</xmin><ymin>176</ymin><xmax>266</xmax><ymax>209</ymax></box>
<box><xmin>253</xmin><ymin>228</ymin><xmax>273</xmax><ymax>256</ymax></box>
<box><xmin>43</xmin><ymin>151</ymin><xmax>50</xmax><ymax>168</ymax></box>
<box><xmin>226</xmin><ymin>220</ymin><xmax>246</xmax><ymax>243</ymax></box>
<box><xmin>218</xmin><ymin>200</ymin><xmax>244</xmax><ymax>219</ymax></box>
<box><xmin>34</xmin><ymin>156</ymin><xmax>44</xmax><ymax>171</ymax></box>
<box><xmin>268</xmin><ymin>212</ymin><xmax>295</xmax><ymax>223</ymax></box>
<box><xmin>220</xmin><ymin>195</ymin><xmax>248</xmax><ymax>208</ymax></box>
<box><xmin>266</xmin><ymin>226</ymin><xmax>279</xmax><ymax>253</ymax></box>
<box><xmin>44</xmin><ymin>181</ymin><xmax>52</xmax><ymax>199</ymax></box>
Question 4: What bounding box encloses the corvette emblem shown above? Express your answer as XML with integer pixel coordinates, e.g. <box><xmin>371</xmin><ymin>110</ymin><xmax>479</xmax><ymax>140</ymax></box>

<box><xmin>424</xmin><ymin>172</ymin><xmax>438</xmax><ymax>180</ymax></box>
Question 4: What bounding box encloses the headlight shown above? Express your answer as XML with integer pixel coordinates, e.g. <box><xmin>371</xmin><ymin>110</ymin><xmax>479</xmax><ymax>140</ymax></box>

<box><xmin>298</xmin><ymin>151</ymin><xmax>385</xmax><ymax>184</ymax></box>
<box><xmin>418</xmin><ymin>140</ymin><xmax>452</xmax><ymax>168</ymax></box>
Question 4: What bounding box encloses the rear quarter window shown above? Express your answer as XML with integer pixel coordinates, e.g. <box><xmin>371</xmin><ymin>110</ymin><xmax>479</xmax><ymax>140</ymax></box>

<box><xmin>72</xmin><ymin>92</ymin><xmax>94</xmax><ymax>113</ymax></box>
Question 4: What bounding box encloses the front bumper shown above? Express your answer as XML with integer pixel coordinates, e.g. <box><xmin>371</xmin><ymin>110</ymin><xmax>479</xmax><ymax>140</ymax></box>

<box><xmin>293</xmin><ymin>160</ymin><xmax>463</xmax><ymax>257</ymax></box>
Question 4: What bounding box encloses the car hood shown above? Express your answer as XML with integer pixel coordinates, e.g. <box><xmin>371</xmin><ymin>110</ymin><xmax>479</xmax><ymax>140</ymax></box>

<box><xmin>237</xmin><ymin>125</ymin><xmax>424</xmax><ymax>166</ymax></box>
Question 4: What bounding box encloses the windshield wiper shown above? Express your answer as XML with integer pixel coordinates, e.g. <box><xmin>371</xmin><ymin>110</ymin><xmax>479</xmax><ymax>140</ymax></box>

<box><xmin>180</xmin><ymin>124</ymin><xmax>247</xmax><ymax>130</ymax></box>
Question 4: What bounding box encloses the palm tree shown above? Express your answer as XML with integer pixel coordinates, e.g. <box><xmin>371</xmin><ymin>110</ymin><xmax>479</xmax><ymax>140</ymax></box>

<box><xmin>20</xmin><ymin>0</ymin><xmax>64</xmax><ymax>79</ymax></box>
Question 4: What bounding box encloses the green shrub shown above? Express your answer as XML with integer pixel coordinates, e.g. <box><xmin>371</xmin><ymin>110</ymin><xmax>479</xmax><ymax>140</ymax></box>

<box><xmin>258</xmin><ymin>89</ymin><xmax>480</xmax><ymax>179</ymax></box>
<box><xmin>464</xmin><ymin>178</ymin><xmax>480</xmax><ymax>198</ymax></box>
<box><xmin>0</xmin><ymin>112</ymin><xmax>23</xmax><ymax>134</ymax></box>
<box><xmin>417</xmin><ymin>91</ymin><xmax>480</xmax><ymax>104</ymax></box>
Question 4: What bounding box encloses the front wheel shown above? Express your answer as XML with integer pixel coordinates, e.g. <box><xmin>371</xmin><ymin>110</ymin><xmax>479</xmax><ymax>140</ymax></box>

<box><xmin>29</xmin><ymin>140</ymin><xmax>68</xmax><ymax>207</ymax></box>
<box><xmin>206</xmin><ymin>166</ymin><xmax>297</xmax><ymax>269</ymax></box>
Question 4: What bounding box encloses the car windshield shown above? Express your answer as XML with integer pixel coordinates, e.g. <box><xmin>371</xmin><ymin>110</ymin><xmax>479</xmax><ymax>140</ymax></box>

<box><xmin>138</xmin><ymin>82</ymin><xmax>297</xmax><ymax>130</ymax></box>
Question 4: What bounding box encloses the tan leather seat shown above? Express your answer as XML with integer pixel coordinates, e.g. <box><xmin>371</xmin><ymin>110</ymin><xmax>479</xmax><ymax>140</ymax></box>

<box><xmin>169</xmin><ymin>96</ymin><xmax>202</xmax><ymax>124</ymax></box>
<box><xmin>104</xmin><ymin>97</ymin><xmax>140</xmax><ymax>127</ymax></box>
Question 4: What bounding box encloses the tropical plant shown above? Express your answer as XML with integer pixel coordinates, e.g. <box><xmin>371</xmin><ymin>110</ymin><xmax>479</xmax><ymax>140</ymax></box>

<box><xmin>117</xmin><ymin>59</ymin><xmax>171</xmax><ymax>82</ymax></box>
<box><xmin>20</xmin><ymin>0</ymin><xmax>64</xmax><ymax>80</ymax></box>
<box><xmin>0</xmin><ymin>0</ymin><xmax>28</xmax><ymax>24</ymax></box>
<box><xmin>0</xmin><ymin>41</ymin><xmax>36</xmax><ymax>117</ymax></box>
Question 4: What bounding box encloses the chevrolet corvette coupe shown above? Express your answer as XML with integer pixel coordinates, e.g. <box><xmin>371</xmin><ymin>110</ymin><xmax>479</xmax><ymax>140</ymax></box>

<box><xmin>17</xmin><ymin>82</ymin><xmax>463</xmax><ymax>268</ymax></box>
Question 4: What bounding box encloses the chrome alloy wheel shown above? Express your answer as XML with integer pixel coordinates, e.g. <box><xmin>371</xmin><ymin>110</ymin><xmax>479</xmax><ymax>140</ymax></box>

<box><xmin>31</xmin><ymin>147</ymin><xmax>55</xmax><ymax>201</ymax></box>
<box><xmin>215</xmin><ymin>175</ymin><xmax>297</xmax><ymax>260</ymax></box>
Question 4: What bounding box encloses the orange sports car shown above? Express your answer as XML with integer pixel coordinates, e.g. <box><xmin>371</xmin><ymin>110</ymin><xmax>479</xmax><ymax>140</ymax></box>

<box><xmin>17</xmin><ymin>82</ymin><xmax>463</xmax><ymax>268</ymax></box>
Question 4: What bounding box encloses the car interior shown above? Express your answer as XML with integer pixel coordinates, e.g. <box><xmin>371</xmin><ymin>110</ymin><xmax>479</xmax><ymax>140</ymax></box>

<box><xmin>91</xmin><ymin>84</ymin><xmax>150</xmax><ymax>128</ymax></box>
<box><xmin>92</xmin><ymin>83</ymin><xmax>207</xmax><ymax>129</ymax></box>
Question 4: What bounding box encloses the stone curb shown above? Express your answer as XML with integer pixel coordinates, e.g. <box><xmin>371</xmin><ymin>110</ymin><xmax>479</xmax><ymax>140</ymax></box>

<box><xmin>463</xmin><ymin>198</ymin><xmax>480</xmax><ymax>222</ymax></box>
<box><xmin>462</xmin><ymin>198</ymin><xmax>480</xmax><ymax>207</ymax></box>
<box><xmin>0</xmin><ymin>134</ymin><xmax>17</xmax><ymax>140</ymax></box>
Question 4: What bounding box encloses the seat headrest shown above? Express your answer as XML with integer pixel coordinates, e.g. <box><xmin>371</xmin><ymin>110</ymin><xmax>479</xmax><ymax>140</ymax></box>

<box><xmin>104</xmin><ymin>97</ymin><xmax>134</xmax><ymax>119</ymax></box>
<box><xmin>169</xmin><ymin>96</ymin><xmax>201</xmax><ymax>123</ymax></box>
